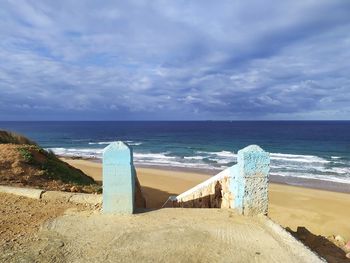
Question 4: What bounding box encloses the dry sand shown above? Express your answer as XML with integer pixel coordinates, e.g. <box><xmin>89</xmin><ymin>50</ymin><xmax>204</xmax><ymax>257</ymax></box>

<box><xmin>0</xmin><ymin>193</ymin><xmax>87</xmax><ymax>252</ymax></box>
<box><xmin>62</xmin><ymin>158</ymin><xmax>350</xmax><ymax>241</ymax></box>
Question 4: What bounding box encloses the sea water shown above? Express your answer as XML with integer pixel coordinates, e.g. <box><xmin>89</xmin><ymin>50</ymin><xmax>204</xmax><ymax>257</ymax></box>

<box><xmin>1</xmin><ymin>121</ymin><xmax>349</xmax><ymax>184</ymax></box>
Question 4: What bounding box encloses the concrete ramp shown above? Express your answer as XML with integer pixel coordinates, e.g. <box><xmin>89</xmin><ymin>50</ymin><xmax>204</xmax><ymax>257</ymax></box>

<box><xmin>5</xmin><ymin>209</ymin><xmax>323</xmax><ymax>263</ymax></box>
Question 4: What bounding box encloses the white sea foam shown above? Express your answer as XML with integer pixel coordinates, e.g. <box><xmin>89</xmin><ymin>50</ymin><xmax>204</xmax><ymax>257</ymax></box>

<box><xmin>213</xmin><ymin>151</ymin><xmax>236</xmax><ymax>158</ymax></box>
<box><xmin>48</xmin><ymin>147</ymin><xmax>350</xmax><ymax>184</ymax></box>
<box><xmin>134</xmin><ymin>152</ymin><xmax>175</xmax><ymax>160</ymax></box>
<box><xmin>271</xmin><ymin>164</ymin><xmax>350</xmax><ymax>175</ymax></box>
<box><xmin>324</xmin><ymin>167</ymin><xmax>350</xmax><ymax>174</ymax></box>
<box><xmin>88</xmin><ymin>141</ymin><xmax>113</xmax><ymax>145</ymax></box>
<box><xmin>197</xmin><ymin>151</ymin><xmax>330</xmax><ymax>164</ymax></box>
<box><xmin>270</xmin><ymin>153</ymin><xmax>330</xmax><ymax>164</ymax></box>
<box><xmin>270</xmin><ymin>172</ymin><xmax>350</xmax><ymax>184</ymax></box>
<box><xmin>184</xmin><ymin>156</ymin><xmax>203</xmax><ymax>160</ymax></box>
<box><xmin>49</xmin><ymin>147</ymin><xmax>103</xmax><ymax>158</ymax></box>
<box><xmin>197</xmin><ymin>150</ymin><xmax>236</xmax><ymax>158</ymax></box>
<box><xmin>88</xmin><ymin>140</ymin><xmax>142</xmax><ymax>146</ymax></box>
<box><xmin>331</xmin><ymin>156</ymin><xmax>341</xmax><ymax>159</ymax></box>
<box><xmin>211</xmin><ymin>158</ymin><xmax>233</xmax><ymax>164</ymax></box>
<box><xmin>125</xmin><ymin>141</ymin><xmax>143</xmax><ymax>146</ymax></box>
<box><xmin>134</xmin><ymin>153</ymin><xmax>215</xmax><ymax>169</ymax></box>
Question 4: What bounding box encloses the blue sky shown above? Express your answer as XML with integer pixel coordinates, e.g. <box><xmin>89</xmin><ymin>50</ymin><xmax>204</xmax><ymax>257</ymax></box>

<box><xmin>0</xmin><ymin>1</ymin><xmax>349</xmax><ymax>120</ymax></box>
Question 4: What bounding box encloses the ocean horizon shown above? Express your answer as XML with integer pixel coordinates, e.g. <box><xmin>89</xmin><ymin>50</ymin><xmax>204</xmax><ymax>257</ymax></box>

<box><xmin>1</xmin><ymin>121</ymin><xmax>349</xmax><ymax>184</ymax></box>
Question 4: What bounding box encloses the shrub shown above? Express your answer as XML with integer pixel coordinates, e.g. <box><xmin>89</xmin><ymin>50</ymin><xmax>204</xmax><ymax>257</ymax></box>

<box><xmin>0</xmin><ymin>130</ymin><xmax>36</xmax><ymax>145</ymax></box>
<box><xmin>18</xmin><ymin>148</ymin><xmax>34</xmax><ymax>163</ymax></box>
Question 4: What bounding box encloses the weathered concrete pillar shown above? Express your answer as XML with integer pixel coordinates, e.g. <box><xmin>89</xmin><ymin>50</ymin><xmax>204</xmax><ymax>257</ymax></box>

<box><xmin>232</xmin><ymin>145</ymin><xmax>270</xmax><ymax>216</ymax></box>
<box><xmin>102</xmin><ymin>141</ymin><xmax>135</xmax><ymax>214</ymax></box>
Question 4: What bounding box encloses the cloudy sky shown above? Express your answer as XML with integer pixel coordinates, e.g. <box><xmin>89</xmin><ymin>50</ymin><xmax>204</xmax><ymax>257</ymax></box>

<box><xmin>0</xmin><ymin>1</ymin><xmax>349</xmax><ymax>120</ymax></box>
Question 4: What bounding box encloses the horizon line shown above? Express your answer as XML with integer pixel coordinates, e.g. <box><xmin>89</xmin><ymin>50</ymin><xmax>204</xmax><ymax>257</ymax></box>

<box><xmin>1</xmin><ymin>120</ymin><xmax>350</xmax><ymax>122</ymax></box>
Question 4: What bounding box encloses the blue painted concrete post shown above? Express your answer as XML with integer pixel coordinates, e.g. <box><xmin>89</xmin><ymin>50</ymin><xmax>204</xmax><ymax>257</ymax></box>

<box><xmin>233</xmin><ymin>145</ymin><xmax>270</xmax><ymax>216</ymax></box>
<box><xmin>102</xmin><ymin>141</ymin><xmax>135</xmax><ymax>214</ymax></box>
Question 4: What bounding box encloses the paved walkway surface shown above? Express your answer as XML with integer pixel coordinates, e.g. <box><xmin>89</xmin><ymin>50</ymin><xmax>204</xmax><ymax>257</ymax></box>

<box><xmin>1</xmin><ymin>207</ymin><xmax>323</xmax><ymax>263</ymax></box>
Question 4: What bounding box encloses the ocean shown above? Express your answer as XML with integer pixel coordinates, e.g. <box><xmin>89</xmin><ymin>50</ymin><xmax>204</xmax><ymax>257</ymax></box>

<box><xmin>1</xmin><ymin>121</ymin><xmax>350</xmax><ymax>184</ymax></box>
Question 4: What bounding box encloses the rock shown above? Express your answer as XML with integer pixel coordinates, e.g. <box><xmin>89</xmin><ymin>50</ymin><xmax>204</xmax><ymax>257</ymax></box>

<box><xmin>70</xmin><ymin>186</ymin><xmax>78</xmax><ymax>192</ymax></box>
<box><xmin>346</xmin><ymin>252</ymin><xmax>350</xmax><ymax>259</ymax></box>
<box><xmin>344</xmin><ymin>241</ymin><xmax>350</xmax><ymax>252</ymax></box>
<box><xmin>296</xmin><ymin>226</ymin><xmax>309</xmax><ymax>234</ymax></box>
<box><xmin>335</xmin><ymin>235</ymin><xmax>345</xmax><ymax>246</ymax></box>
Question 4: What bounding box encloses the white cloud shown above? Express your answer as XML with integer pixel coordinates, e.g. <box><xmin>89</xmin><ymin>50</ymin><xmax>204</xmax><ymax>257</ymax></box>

<box><xmin>0</xmin><ymin>0</ymin><xmax>349</xmax><ymax>120</ymax></box>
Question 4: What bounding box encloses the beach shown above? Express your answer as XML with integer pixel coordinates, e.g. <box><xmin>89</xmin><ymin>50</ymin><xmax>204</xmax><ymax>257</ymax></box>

<box><xmin>63</xmin><ymin>158</ymin><xmax>350</xmax><ymax>241</ymax></box>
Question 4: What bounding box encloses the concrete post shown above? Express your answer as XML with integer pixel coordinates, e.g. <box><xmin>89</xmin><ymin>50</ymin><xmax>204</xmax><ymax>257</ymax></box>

<box><xmin>233</xmin><ymin>145</ymin><xmax>270</xmax><ymax>216</ymax></box>
<box><xmin>102</xmin><ymin>141</ymin><xmax>135</xmax><ymax>214</ymax></box>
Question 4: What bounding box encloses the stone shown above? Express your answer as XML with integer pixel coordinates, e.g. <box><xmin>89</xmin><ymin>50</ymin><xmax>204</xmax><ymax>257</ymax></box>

<box><xmin>344</xmin><ymin>240</ymin><xmax>350</xmax><ymax>252</ymax></box>
<box><xmin>41</xmin><ymin>191</ymin><xmax>73</xmax><ymax>202</ymax></box>
<box><xmin>335</xmin><ymin>235</ymin><xmax>345</xmax><ymax>246</ymax></box>
<box><xmin>70</xmin><ymin>186</ymin><xmax>78</xmax><ymax>192</ymax></box>
<box><xmin>69</xmin><ymin>193</ymin><xmax>102</xmax><ymax>206</ymax></box>
<box><xmin>0</xmin><ymin>185</ymin><xmax>44</xmax><ymax>200</ymax></box>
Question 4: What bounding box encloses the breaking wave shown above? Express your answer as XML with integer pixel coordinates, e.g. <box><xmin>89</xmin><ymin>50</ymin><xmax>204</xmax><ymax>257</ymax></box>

<box><xmin>48</xmin><ymin>147</ymin><xmax>350</xmax><ymax>183</ymax></box>
<box><xmin>88</xmin><ymin>140</ymin><xmax>142</xmax><ymax>146</ymax></box>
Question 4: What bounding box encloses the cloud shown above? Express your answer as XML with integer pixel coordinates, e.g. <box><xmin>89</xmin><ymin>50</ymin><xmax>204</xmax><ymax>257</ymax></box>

<box><xmin>0</xmin><ymin>0</ymin><xmax>349</xmax><ymax>120</ymax></box>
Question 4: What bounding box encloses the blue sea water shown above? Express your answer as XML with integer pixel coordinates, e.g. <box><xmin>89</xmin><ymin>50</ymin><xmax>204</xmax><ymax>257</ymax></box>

<box><xmin>0</xmin><ymin>121</ymin><xmax>350</xmax><ymax>184</ymax></box>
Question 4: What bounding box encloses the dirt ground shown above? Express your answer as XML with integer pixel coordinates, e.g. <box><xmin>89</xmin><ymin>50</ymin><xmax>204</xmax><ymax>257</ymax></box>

<box><xmin>0</xmin><ymin>144</ymin><xmax>100</xmax><ymax>193</ymax></box>
<box><xmin>0</xmin><ymin>193</ymin><xmax>90</xmax><ymax>255</ymax></box>
<box><xmin>0</xmin><ymin>194</ymin><xmax>322</xmax><ymax>263</ymax></box>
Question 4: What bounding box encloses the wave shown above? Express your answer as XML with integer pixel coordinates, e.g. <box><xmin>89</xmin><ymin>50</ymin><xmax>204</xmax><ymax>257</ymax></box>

<box><xmin>133</xmin><ymin>152</ymin><xmax>223</xmax><ymax>170</ymax></box>
<box><xmin>134</xmin><ymin>152</ymin><xmax>176</xmax><ymax>161</ymax></box>
<box><xmin>48</xmin><ymin>147</ymin><xmax>350</xmax><ymax>184</ymax></box>
<box><xmin>270</xmin><ymin>153</ymin><xmax>330</xmax><ymax>164</ymax></box>
<box><xmin>88</xmin><ymin>140</ymin><xmax>142</xmax><ymax>146</ymax></box>
<box><xmin>196</xmin><ymin>151</ymin><xmax>331</xmax><ymax>165</ymax></box>
<box><xmin>270</xmin><ymin>172</ymin><xmax>350</xmax><ymax>184</ymax></box>
<box><xmin>184</xmin><ymin>156</ymin><xmax>203</xmax><ymax>160</ymax></box>
<box><xmin>331</xmin><ymin>156</ymin><xmax>341</xmax><ymax>159</ymax></box>
<box><xmin>49</xmin><ymin>147</ymin><xmax>103</xmax><ymax>159</ymax></box>
<box><xmin>197</xmin><ymin>150</ymin><xmax>236</xmax><ymax>159</ymax></box>
<box><xmin>212</xmin><ymin>151</ymin><xmax>236</xmax><ymax>158</ymax></box>
<box><xmin>88</xmin><ymin>141</ymin><xmax>113</xmax><ymax>145</ymax></box>
<box><xmin>195</xmin><ymin>151</ymin><xmax>332</xmax><ymax>166</ymax></box>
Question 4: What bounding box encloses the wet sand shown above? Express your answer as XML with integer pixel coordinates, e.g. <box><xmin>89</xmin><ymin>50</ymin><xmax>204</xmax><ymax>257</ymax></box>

<box><xmin>62</xmin><ymin>158</ymin><xmax>350</xmax><ymax>240</ymax></box>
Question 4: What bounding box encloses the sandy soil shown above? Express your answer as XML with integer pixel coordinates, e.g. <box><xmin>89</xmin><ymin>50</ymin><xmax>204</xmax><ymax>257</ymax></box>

<box><xmin>269</xmin><ymin>183</ymin><xmax>350</xmax><ymax>240</ymax></box>
<box><xmin>63</xmin><ymin>158</ymin><xmax>350</xmax><ymax>242</ymax></box>
<box><xmin>0</xmin><ymin>193</ymin><xmax>88</xmax><ymax>252</ymax></box>
<box><xmin>0</xmin><ymin>144</ymin><xmax>99</xmax><ymax>193</ymax></box>
<box><xmin>0</xmin><ymin>206</ymin><xmax>323</xmax><ymax>263</ymax></box>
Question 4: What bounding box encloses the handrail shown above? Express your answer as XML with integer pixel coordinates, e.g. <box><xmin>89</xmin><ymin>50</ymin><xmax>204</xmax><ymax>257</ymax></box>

<box><xmin>176</xmin><ymin>165</ymin><xmax>235</xmax><ymax>201</ymax></box>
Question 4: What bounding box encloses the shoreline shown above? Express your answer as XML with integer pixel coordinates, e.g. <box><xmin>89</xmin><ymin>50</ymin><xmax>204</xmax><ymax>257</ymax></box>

<box><xmin>64</xmin><ymin>156</ymin><xmax>350</xmax><ymax>194</ymax></box>
<box><xmin>137</xmin><ymin>164</ymin><xmax>350</xmax><ymax>194</ymax></box>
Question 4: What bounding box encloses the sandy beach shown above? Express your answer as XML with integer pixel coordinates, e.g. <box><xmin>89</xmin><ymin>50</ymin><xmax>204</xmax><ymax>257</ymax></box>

<box><xmin>62</xmin><ymin>158</ymin><xmax>350</xmax><ymax>241</ymax></box>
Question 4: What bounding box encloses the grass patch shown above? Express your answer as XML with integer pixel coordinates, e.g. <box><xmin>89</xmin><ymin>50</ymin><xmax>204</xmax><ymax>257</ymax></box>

<box><xmin>42</xmin><ymin>155</ymin><xmax>95</xmax><ymax>185</ymax></box>
<box><xmin>17</xmin><ymin>145</ymin><xmax>96</xmax><ymax>186</ymax></box>
<box><xmin>18</xmin><ymin>147</ymin><xmax>34</xmax><ymax>164</ymax></box>
<box><xmin>2</xmin><ymin>130</ymin><xmax>101</xmax><ymax>193</ymax></box>
<box><xmin>0</xmin><ymin>130</ymin><xmax>36</xmax><ymax>145</ymax></box>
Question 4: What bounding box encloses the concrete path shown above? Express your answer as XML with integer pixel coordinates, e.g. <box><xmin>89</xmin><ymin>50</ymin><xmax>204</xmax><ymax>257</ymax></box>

<box><xmin>2</xmin><ymin>208</ymin><xmax>323</xmax><ymax>263</ymax></box>
<box><xmin>0</xmin><ymin>185</ymin><xmax>102</xmax><ymax>205</ymax></box>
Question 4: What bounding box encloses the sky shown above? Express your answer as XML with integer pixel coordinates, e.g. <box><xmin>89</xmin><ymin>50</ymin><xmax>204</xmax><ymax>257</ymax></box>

<box><xmin>0</xmin><ymin>1</ymin><xmax>350</xmax><ymax>120</ymax></box>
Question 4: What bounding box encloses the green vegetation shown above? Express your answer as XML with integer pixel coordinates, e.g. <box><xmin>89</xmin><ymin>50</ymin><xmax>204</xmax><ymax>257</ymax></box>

<box><xmin>18</xmin><ymin>147</ymin><xmax>34</xmax><ymax>164</ymax></box>
<box><xmin>2</xmin><ymin>129</ymin><xmax>100</xmax><ymax>192</ymax></box>
<box><xmin>0</xmin><ymin>130</ymin><xmax>36</xmax><ymax>145</ymax></box>
<box><xmin>16</xmin><ymin>145</ymin><xmax>96</xmax><ymax>186</ymax></box>
<box><xmin>41</xmin><ymin>154</ymin><xmax>95</xmax><ymax>185</ymax></box>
